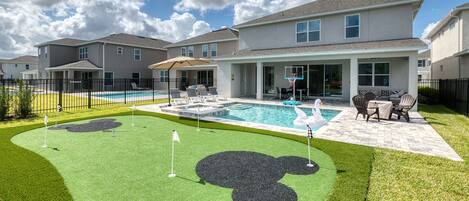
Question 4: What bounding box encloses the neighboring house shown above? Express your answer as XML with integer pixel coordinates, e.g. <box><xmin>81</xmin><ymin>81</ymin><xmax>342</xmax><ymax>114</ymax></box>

<box><xmin>157</xmin><ymin>28</ymin><xmax>239</xmax><ymax>90</ymax></box>
<box><xmin>35</xmin><ymin>33</ymin><xmax>170</xmax><ymax>88</ymax></box>
<box><xmin>427</xmin><ymin>3</ymin><xmax>469</xmax><ymax>79</ymax></box>
<box><xmin>0</xmin><ymin>56</ymin><xmax>38</xmax><ymax>79</ymax></box>
<box><xmin>418</xmin><ymin>49</ymin><xmax>431</xmax><ymax>80</ymax></box>
<box><xmin>215</xmin><ymin>0</ymin><xmax>426</xmax><ymax>107</ymax></box>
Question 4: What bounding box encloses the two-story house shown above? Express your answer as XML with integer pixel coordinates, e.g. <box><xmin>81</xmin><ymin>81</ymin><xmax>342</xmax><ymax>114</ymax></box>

<box><xmin>215</xmin><ymin>0</ymin><xmax>426</xmax><ymax>107</ymax></box>
<box><xmin>427</xmin><ymin>3</ymin><xmax>469</xmax><ymax>79</ymax></box>
<box><xmin>155</xmin><ymin>28</ymin><xmax>239</xmax><ymax>90</ymax></box>
<box><xmin>35</xmin><ymin>33</ymin><xmax>170</xmax><ymax>88</ymax></box>
<box><xmin>418</xmin><ymin>49</ymin><xmax>431</xmax><ymax>80</ymax></box>
<box><xmin>0</xmin><ymin>56</ymin><xmax>38</xmax><ymax>79</ymax></box>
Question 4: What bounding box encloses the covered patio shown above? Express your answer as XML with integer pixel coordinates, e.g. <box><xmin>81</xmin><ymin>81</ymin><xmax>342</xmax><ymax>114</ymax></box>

<box><xmin>215</xmin><ymin>39</ymin><xmax>426</xmax><ymax>107</ymax></box>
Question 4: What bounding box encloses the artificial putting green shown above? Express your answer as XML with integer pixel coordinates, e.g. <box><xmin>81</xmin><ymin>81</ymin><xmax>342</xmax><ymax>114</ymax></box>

<box><xmin>12</xmin><ymin>115</ymin><xmax>336</xmax><ymax>201</ymax></box>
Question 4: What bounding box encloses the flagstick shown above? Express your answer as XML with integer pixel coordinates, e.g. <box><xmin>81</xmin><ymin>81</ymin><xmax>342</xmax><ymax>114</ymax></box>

<box><xmin>131</xmin><ymin>105</ymin><xmax>135</xmax><ymax>128</ymax></box>
<box><xmin>197</xmin><ymin>105</ymin><xmax>200</xmax><ymax>132</ymax></box>
<box><xmin>42</xmin><ymin>124</ymin><xmax>48</xmax><ymax>148</ymax></box>
<box><xmin>169</xmin><ymin>134</ymin><xmax>176</xmax><ymax>177</ymax></box>
<box><xmin>306</xmin><ymin>125</ymin><xmax>314</xmax><ymax>167</ymax></box>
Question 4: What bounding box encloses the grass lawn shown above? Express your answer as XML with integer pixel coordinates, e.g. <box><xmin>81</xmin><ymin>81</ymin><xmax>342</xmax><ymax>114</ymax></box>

<box><xmin>367</xmin><ymin>104</ymin><xmax>468</xmax><ymax>200</ymax></box>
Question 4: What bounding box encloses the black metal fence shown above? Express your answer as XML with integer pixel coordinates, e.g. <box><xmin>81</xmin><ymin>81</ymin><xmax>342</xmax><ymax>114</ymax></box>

<box><xmin>418</xmin><ymin>79</ymin><xmax>469</xmax><ymax>116</ymax></box>
<box><xmin>0</xmin><ymin>78</ymin><xmax>213</xmax><ymax>115</ymax></box>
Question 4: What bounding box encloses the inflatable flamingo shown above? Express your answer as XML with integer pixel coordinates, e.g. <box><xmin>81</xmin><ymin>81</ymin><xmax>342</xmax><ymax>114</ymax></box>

<box><xmin>293</xmin><ymin>99</ymin><xmax>327</xmax><ymax>129</ymax></box>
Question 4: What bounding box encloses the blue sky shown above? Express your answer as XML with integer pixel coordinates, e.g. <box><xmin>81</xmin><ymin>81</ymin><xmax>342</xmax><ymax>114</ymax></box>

<box><xmin>0</xmin><ymin>0</ymin><xmax>466</xmax><ymax>58</ymax></box>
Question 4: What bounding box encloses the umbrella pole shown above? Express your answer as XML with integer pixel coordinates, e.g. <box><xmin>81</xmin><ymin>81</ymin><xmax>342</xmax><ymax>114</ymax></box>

<box><xmin>167</xmin><ymin>63</ymin><xmax>176</xmax><ymax>106</ymax></box>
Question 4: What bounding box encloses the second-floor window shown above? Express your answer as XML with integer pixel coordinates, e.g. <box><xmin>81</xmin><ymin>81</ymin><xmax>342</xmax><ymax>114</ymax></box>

<box><xmin>181</xmin><ymin>47</ymin><xmax>186</xmax><ymax>56</ymax></box>
<box><xmin>26</xmin><ymin>64</ymin><xmax>30</xmax><ymax>70</ymax></box>
<box><xmin>418</xmin><ymin>59</ymin><xmax>426</xmax><ymax>67</ymax></box>
<box><xmin>117</xmin><ymin>47</ymin><xmax>124</xmax><ymax>55</ymax></box>
<box><xmin>202</xmin><ymin>44</ymin><xmax>209</xmax><ymax>57</ymax></box>
<box><xmin>44</xmin><ymin>46</ymin><xmax>48</xmax><ymax>58</ymax></box>
<box><xmin>345</xmin><ymin>14</ymin><xmax>360</xmax><ymax>39</ymax></box>
<box><xmin>79</xmin><ymin>47</ymin><xmax>88</xmax><ymax>60</ymax></box>
<box><xmin>210</xmin><ymin>43</ymin><xmax>217</xmax><ymax>57</ymax></box>
<box><xmin>296</xmin><ymin>20</ymin><xmax>321</xmax><ymax>43</ymax></box>
<box><xmin>134</xmin><ymin>48</ymin><xmax>141</xmax><ymax>61</ymax></box>
<box><xmin>187</xmin><ymin>46</ymin><xmax>194</xmax><ymax>57</ymax></box>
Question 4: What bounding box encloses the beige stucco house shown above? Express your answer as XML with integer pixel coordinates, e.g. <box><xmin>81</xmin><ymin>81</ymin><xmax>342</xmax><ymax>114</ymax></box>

<box><xmin>215</xmin><ymin>0</ymin><xmax>426</xmax><ymax>107</ymax></box>
<box><xmin>154</xmin><ymin>28</ymin><xmax>239</xmax><ymax>90</ymax></box>
<box><xmin>427</xmin><ymin>3</ymin><xmax>469</xmax><ymax>79</ymax></box>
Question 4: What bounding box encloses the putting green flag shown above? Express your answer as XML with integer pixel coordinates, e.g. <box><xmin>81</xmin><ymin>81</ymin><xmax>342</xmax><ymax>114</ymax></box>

<box><xmin>172</xmin><ymin>130</ymin><xmax>180</xmax><ymax>143</ymax></box>
<box><xmin>44</xmin><ymin>115</ymin><xmax>48</xmax><ymax>126</ymax></box>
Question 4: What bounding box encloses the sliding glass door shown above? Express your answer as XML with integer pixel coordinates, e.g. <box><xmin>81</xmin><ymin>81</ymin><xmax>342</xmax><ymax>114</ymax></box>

<box><xmin>308</xmin><ymin>64</ymin><xmax>342</xmax><ymax>97</ymax></box>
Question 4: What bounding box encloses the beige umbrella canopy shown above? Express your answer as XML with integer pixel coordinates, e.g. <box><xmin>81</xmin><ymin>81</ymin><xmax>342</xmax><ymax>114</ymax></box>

<box><xmin>148</xmin><ymin>56</ymin><xmax>211</xmax><ymax>106</ymax></box>
<box><xmin>148</xmin><ymin>56</ymin><xmax>211</xmax><ymax>69</ymax></box>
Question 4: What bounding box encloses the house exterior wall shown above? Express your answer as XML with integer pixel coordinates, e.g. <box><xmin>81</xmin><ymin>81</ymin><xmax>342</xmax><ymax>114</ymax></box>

<box><xmin>460</xmin><ymin>54</ymin><xmax>469</xmax><ymax>78</ymax></box>
<box><xmin>431</xmin><ymin>56</ymin><xmax>460</xmax><ymax>79</ymax></box>
<box><xmin>239</xmin><ymin>4</ymin><xmax>413</xmax><ymax>50</ymax></box>
<box><xmin>1</xmin><ymin>63</ymin><xmax>38</xmax><ymax>79</ymax></box>
<box><xmin>104</xmin><ymin>43</ymin><xmax>167</xmax><ymax>79</ymax></box>
<box><xmin>462</xmin><ymin>11</ymin><xmax>469</xmax><ymax>50</ymax></box>
<box><xmin>49</xmin><ymin>45</ymin><xmax>79</xmax><ymax>67</ymax></box>
<box><xmin>167</xmin><ymin>40</ymin><xmax>238</xmax><ymax>59</ymax></box>
<box><xmin>431</xmin><ymin>19</ymin><xmax>460</xmax><ymax>63</ymax></box>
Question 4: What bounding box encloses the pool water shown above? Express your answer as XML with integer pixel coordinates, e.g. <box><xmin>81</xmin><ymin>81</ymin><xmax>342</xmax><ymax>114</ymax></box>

<box><xmin>218</xmin><ymin>103</ymin><xmax>341</xmax><ymax>130</ymax></box>
<box><xmin>94</xmin><ymin>91</ymin><xmax>163</xmax><ymax>99</ymax></box>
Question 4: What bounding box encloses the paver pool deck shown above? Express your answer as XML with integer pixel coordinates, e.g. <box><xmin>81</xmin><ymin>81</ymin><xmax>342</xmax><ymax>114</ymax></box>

<box><xmin>136</xmin><ymin>99</ymin><xmax>462</xmax><ymax>161</ymax></box>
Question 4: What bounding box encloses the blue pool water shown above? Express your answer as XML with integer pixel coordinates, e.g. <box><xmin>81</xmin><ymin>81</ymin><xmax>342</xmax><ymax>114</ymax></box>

<box><xmin>218</xmin><ymin>103</ymin><xmax>341</xmax><ymax>130</ymax></box>
<box><xmin>94</xmin><ymin>91</ymin><xmax>163</xmax><ymax>99</ymax></box>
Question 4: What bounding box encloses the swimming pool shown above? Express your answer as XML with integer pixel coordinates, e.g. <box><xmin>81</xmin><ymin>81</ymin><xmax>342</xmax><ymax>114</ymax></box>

<box><xmin>217</xmin><ymin>103</ymin><xmax>341</xmax><ymax>130</ymax></box>
<box><xmin>94</xmin><ymin>91</ymin><xmax>164</xmax><ymax>99</ymax></box>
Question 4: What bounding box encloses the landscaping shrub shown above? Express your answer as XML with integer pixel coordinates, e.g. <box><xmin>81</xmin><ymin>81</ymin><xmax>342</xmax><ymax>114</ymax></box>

<box><xmin>14</xmin><ymin>81</ymin><xmax>34</xmax><ymax>118</ymax></box>
<box><xmin>418</xmin><ymin>87</ymin><xmax>439</xmax><ymax>104</ymax></box>
<box><xmin>0</xmin><ymin>86</ymin><xmax>10</xmax><ymax>120</ymax></box>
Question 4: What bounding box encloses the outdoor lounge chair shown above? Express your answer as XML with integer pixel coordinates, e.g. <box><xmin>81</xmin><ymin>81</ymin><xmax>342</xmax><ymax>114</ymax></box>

<box><xmin>364</xmin><ymin>92</ymin><xmax>376</xmax><ymax>102</ymax></box>
<box><xmin>131</xmin><ymin>82</ymin><xmax>147</xmax><ymax>91</ymax></box>
<box><xmin>390</xmin><ymin>94</ymin><xmax>416</xmax><ymax>122</ymax></box>
<box><xmin>198</xmin><ymin>87</ymin><xmax>216</xmax><ymax>102</ymax></box>
<box><xmin>187</xmin><ymin>88</ymin><xmax>203</xmax><ymax>103</ymax></box>
<box><xmin>208</xmin><ymin>87</ymin><xmax>227</xmax><ymax>101</ymax></box>
<box><xmin>352</xmin><ymin>95</ymin><xmax>380</xmax><ymax>122</ymax></box>
<box><xmin>170</xmin><ymin>89</ymin><xmax>187</xmax><ymax>105</ymax></box>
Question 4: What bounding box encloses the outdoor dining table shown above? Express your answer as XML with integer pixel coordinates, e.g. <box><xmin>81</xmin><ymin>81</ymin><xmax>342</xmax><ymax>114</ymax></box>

<box><xmin>368</xmin><ymin>100</ymin><xmax>393</xmax><ymax>120</ymax></box>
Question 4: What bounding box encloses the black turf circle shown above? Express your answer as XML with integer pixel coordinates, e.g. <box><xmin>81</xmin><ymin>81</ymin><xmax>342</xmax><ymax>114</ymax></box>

<box><xmin>196</xmin><ymin>151</ymin><xmax>319</xmax><ymax>201</ymax></box>
<box><xmin>49</xmin><ymin>119</ymin><xmax>122</xmax><ymax>132</ymax></box>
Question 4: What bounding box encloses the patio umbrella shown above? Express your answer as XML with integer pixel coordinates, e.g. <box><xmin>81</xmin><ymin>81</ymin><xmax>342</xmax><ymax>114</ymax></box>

<box><xmin>148</xmin><ymin>56</ymin><xmax>211</xmax><ymax>106</ymax></box>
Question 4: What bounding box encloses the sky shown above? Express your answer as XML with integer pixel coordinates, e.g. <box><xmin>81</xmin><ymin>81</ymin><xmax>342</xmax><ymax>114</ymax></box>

<box><xmin>0</xmin><ymin>0</ymin><xmax>466</xmax><ymax>59</ymax></box>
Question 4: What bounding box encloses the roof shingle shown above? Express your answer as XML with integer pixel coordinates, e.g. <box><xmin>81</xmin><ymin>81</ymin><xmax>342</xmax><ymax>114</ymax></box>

<box><xmin>165</xmin><ymin>28</ymin><xmax>238</xmax><ymax>48</ymax></box>
<box><xmin>36</xmin><ymin>38</ymin><xmax>86</xmax><ymax>47</ymax></box>
<box><xmin>92</xmin><ymin>33</ymin><xmax>171</xmax><ymax>49</ymax></box>
<box><xmin>235</xmin><ymin>0</ymin><xmax>422</xmax><ymax>28</ymax></box>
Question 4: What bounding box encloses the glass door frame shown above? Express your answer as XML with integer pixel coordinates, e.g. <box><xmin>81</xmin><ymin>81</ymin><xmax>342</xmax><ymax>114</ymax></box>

<box><xmin>306</xmin><ymin>64</ymin><xmax>343</xmax><ymax>98</ymax></box>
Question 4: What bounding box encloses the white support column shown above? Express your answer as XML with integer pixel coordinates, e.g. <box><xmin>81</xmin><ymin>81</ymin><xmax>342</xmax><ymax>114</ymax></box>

<box><xmin>350</xmin><ymin>57</ymin><xmax>358</xmax><ymax>106</ymax></box>
<box><xmin>256</xmin><ymin>61</ymin><xmax>263</xmax><ymax>100</ymax></box>
<box><xmin>217</xmin><ymin>62</ymin><xmax>232</xmax><ymax>98</ymax></box>
<box><xmin>408</xmin><ymin>53</ymin><xmax>418</xmax><ymax>111</ymax></box>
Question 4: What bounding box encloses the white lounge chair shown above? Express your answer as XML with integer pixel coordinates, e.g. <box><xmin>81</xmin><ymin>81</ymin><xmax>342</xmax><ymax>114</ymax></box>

<box><xmin>187</xmin><ymin>88</ymin><xmax>203</xmax><ymax>103</ymax></box>
<box><xmin>208</xmin><ymin>87</ymin><xmax>227</xmax><ymax>101</ymax></box>
<box><xmin>169</xmin><ymin>89</ymin><xmax>187</xmax><ymax>105</ymax></box>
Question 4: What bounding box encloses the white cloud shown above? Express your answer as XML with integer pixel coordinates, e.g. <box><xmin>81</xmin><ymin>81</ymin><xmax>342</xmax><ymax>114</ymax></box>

<box><xmin>420</xmin><ymin>21</ymin><xmax>439</xmax><ymax>44</ymax></box>
<box><xmin>0</xmin><ymin>0</ymin><xmax>212</xmax><ymax>58</ymax></box>
<box><xmin>174</xmin><ymin>0</ymin><xmax>313</xmax><ymax>24</ymax></box>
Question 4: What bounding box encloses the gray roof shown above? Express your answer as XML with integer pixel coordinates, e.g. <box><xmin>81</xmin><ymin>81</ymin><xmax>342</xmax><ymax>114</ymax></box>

<box><xmin>0</xmin><ymin>55</ymin><xmax>38</xmax><ymax>64</ymax></box>
<box><xmin>46</xmin><ymin>60</ymin><xmax>101</xmax><ymax>71</ymax></box>
<box><xmin>36</xmin><ymin>38</ymin><xmax>86</xmax><ymax>47</ymax></box>
<box><xmin>235</xmin><ymin>0</ymin><xmax>422</xmax><ymax>28</ymax></box>
<box><xmin>418</xmin><ymin>49</ymin><xmax>431</xmax><ymax>58</ymax></box>
<box><xmin>90</xmin><ymin>33</ymin><xmax>171</xmax><ymax>49</ymax></box>
<box><xmin>165</xmin><ymin>28</ymin><xmax>238</xmax><ymax>48</ymax></box>
<box><xmin>217</xmin><ymin>38</ymin><xmax>426</xmax><ymax>60</ymax></box>
<box><xmin>36</xmin><ymin>33</ymin><xmax>171</xmax><ymax>50</ymax></box>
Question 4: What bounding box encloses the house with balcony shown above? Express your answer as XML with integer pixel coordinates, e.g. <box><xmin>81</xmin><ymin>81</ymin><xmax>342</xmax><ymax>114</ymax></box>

<box><xmin>215</xmin><ymin>0</ymin><xmax>426</xmax><ymax>106</ymax></box>
<box><xmin>35</xmin><ymin>33</ymin><xmax>170</xmax><ymax>89</ymax></box>
<box><xmin>426</xmin><ymin>3</ymin><xmax>469</xmax><ymax>79</ymax></box>
<box><xmin>155</xmin><ymin>28</ymin><xmax>239</xmax><ymax>90</ymax></box>
<box><xmin>0</xmin><ymin>56</ymin><xmax>38</xmax><ymax>79</ymax></box>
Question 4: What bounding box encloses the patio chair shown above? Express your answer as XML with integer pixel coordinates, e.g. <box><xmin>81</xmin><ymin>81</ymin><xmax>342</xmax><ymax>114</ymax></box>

<box><xmin>391</xmin><ymin>94</ymin><xmax>416</xmax><ymax>122</ymax></box>
<box><xmin>364</xmin><ymin>92</ymin><xmax>376</xmax><ymax>102</ymax></box>
<box><xmin>187</xmin><ymin>88</ymin><xmax>203</xmax><ymax>103</ymax></box>
<box><xmin>208</xmin><ymin>87</ymin><xmax>227</xmax><ymax>101</ymax></box>
<box><xmin>170</xmin><ymin>89</ymin><xmax>187</xmax><ymax>106</ymax></box>
<box><xmin>389</xmin><ymin>90</ymin><xmax>407</xmax><ymax>106</ymax></box>
<box><xmin>198</xmin><ymin>87</ymin><xmax>216</xmax><ymax>102</ymax></box>
<box><xmin>352</xmin><ymin>95</ymin><xmax>380</xmax><ymax>122</ymax></box>
<box><xmin>130</xmin><ymin>82</ymin><xmax>147</xmax><ymax>91</ymax></box>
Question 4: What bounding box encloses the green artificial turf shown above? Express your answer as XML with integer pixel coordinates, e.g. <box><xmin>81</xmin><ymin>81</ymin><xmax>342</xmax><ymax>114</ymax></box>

<box><xmin>12</xmin><ymin>116</ymin><xmax>336</xmax><ymax>201</ymax></box>
<box><xmin>1</xmin><ymin>109</ymin><xmax>374</xmax><ymax>201</ymax></box>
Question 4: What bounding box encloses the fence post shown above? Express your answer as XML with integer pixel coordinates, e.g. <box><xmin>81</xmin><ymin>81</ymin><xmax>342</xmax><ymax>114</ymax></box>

<box><xmin>466</xmin><ymin>79</ymin><xmax>469</xmax><ymax>116</ymax></box>
<box><xmin>58</xmin><ymin>79</ymin><xmax>63</xmax><ymax>111</ymax></box>
<box><xmin>124</xmin><ymin>79</ymin><xmax>127</xmax><ymax>104</ymax></box>
<box><xmin>88</xmin><ymin>79</ymin><xmax>92</xmax><ymax>109</ymax></box>
<box><xmin>152</xmin><ymin>78</ymin><xmax>155</xmax><ymax>102</ymax></box>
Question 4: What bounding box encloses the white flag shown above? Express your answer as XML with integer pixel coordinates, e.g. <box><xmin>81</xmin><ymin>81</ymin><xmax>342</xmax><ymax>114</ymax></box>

<box><xmin>172</xmin><ymin>130</ymin><xmax>180</xmax><ymax>143</ymax></box>
<box><xmin>44</xmin><ymin>115</ymin><xmax>48</xmax><ymax>126</ymax></box>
